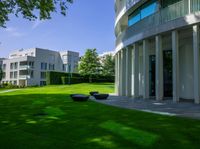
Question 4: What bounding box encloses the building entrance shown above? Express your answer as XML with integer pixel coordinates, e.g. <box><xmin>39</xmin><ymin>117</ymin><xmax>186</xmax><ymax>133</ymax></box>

<box><xmin>149</xmin><ymin>55</ymin><xmax>156</xmax><ymax>96</ymax></box>
<box><xmin>163</xmin><ymin>50</ymin><xmax>173</xmax><ymax>97</ymax></box>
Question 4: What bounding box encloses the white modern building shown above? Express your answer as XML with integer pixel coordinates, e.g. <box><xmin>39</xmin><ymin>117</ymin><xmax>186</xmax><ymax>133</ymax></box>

<box><xmin>0</xmin><ymin>48</ymin><xmax>79</xmax><ymax>86</ymax></box>
<box><xmin>99</xmin><ymin>51</ymin><xmax>115</xmax><ymax>58</ymax></box>
<box><xmin>0</xmin><ymin>58</ymin><xmax>5</xmax><ymax>67</ymax></box>
<box><xmin>115</xmin><ymin>0</ymin><xmax>200</xmax><ymax>104</ymax></box>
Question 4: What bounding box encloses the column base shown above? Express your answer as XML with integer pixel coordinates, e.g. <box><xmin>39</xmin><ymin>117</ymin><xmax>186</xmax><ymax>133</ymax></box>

<box><xmin>194</xmin><ymin>98</ymin><xmax>200</xmax><ymax>104</ymax></box>
<box><xmin>173</xmin><ymin>97</ymin><xmax>179</xmax><ymax>103</ymax></box>
<box><xmin>156</xmin><ymin>97</ymin><xmax>163</xmax><ymax>101</ymax></box>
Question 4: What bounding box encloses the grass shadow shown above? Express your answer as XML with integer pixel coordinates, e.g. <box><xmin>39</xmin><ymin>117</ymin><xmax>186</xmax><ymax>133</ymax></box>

<box><xmin>0</xmin><ymin>90</ymin><xmax>200</xmax><ymax>148</ymax></box>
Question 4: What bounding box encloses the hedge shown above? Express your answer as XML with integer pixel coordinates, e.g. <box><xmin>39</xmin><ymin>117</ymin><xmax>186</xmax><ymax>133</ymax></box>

<box><xmin>61</xmin><ymin>76</ymin><xmax>85</xmax><ymax>85</ymax></box>
<box><xmin>46</xmin><ymin>71</ymin><xmax>78</xmax><ymax>85</ymax></box>
<box><xmin>46</xmin><ymin>71</ymin><xmax>114</xmax><ymax>85</ymax></box>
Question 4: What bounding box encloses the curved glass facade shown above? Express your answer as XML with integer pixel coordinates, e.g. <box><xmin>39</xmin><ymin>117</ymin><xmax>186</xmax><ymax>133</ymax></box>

<box><xmin>128</xmin><ymin>0</ymin><xmax>158</xmax><ymax>26</ymax></box>
<box><xmin>115</xmin><ymin>0</ymin><xmax>200</xmax><ymax>103</ymax></box>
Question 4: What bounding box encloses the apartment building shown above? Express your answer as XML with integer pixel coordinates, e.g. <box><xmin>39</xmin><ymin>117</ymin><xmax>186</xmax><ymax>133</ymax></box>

<box><xmin>115</xmin><ymin>0</ymin><xmax>200</xmax><ymax>104</ymax></box>
<box><xmin>1</xmin><ymin>48</ymin><xmax>79</xmax><ymax>86</ymax></box>
<box><xmin>60</xmin><ymin>51</ymin><xmax>80</xmax><ymax>73</ymax></box>
<box><xmin>0</xmin><ymin>58</ymin><xmax>4</xmax><ymax>68</ymax></box>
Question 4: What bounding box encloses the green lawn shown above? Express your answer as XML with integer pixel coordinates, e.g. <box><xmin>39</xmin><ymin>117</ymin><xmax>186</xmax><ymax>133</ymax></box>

<box><xmin>0</xmin><ymin>83</ymin><xmax>200</xmax><ymax>149</ymax></box>
<box><xmin>0</xmin><ymin>88</ymin><xmax>9</xmax><ymax>91</ymax></box>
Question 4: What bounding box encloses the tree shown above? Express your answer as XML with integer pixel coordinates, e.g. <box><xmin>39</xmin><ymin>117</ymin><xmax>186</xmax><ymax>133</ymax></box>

<box><xmin>0</xmin><ymin>0</ymin><xmax>73</xmax><ymax>27</ymax></box>
<box><xmin>78</xmin><ymin>49</ymin><xmax>101</xmax><ymax>82</ymax></box>
<box><xmin>101</xmin><ymin>54</ymin><xmax>115</xmax><ymax>76</ymax></box>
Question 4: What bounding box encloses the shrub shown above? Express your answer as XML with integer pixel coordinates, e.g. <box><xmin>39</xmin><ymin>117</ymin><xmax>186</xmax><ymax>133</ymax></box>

<box><xmin>47</xmin><ymin>71</ymin><xmax>114</xmax><ymax>85</ymax></box>
<box><xmin>46</xmin><ymin>71</ymin><xmax>79</xmax><ymax>85</ymax></box>
<box><xmin>2</xmin><ymin>83</ymin><xmax>19</xmax><ymax>89</ymax></box>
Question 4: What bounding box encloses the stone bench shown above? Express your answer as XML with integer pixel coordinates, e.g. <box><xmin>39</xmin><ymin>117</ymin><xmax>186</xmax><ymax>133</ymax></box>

<box><xmin>93</xmin><ymin>94</ymin><xmax>109</xmax><ymax>100</ymax></box>
<box><xmin>70</xmin><ymin>94</ymin><xmax>89</xmax><ymax>102</ymax></box>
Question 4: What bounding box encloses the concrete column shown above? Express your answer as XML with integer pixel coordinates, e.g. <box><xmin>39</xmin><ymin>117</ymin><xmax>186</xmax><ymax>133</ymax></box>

<box><xmin>156</xmin><ymin>35</ymin><xmax>163</xmax><ymax>101</ymax></box>
<box><xmin>143</xmin><ymin>40</ymin><xmax>149</xmax><ymax>99</ymax></box>
<box><xmin>117</xmin><ymin>53</ymin><xmax>120</xmax><ymax>95</ymax></box>
<box><xmin>172</xmin><ymin>30</ymin><xmax>180</xmax><ymax>102</ymax></box>
<box><xmin>122</xmin><ymin>49</ymin><xmax>126</xmax><ymax>96</ymax></box>
<box><xmin>125</xmin><ymin>47</ymin><xmax>132</xmax><ymax>96</ymax></box>
<box><xmin>188</xmin><ymin>0</ymin><xmax>191</xmax><ymax>14</ymax></box>
<box><xmin>193</xmin><ymin>25</ymin><xmax>200</xmax><ymax>104</ymax></box>
<box><xmin>115</xmin><ymin>53</ymin><xmax>118</xmax><ymax>95</ymax></box>
<box><xmin>132</xmin><ymin>44</ymin><xmax>139</xmax><ymax>97</ymax></box>
<box><xmin>119</xmin><ymin>51</ymin><xmax>123</xmax><ymax>96</ymax></box>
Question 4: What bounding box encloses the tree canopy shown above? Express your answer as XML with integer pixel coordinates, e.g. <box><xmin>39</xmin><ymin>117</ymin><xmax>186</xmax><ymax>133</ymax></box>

<box><xmin>78</xmin><ymin>49</ymin><xmax>101</xmax><ymax>82</ymax></box>
<box><xmin>101</xmin><ymin>54</ymin><xmax>115</xmax><ymax>76</ymax></box>
<box><xmin>0</xmin><ymin>0</ymin><xmax>73</xmax><ymax>27</ymax></box>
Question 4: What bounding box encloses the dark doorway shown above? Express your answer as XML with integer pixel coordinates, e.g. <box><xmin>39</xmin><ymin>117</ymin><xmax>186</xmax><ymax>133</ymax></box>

<box><xmin>149</xmin><ymin>55</ymin><xmax>156</xmax><ymax>96</ymax></box>
<box><xmin>163</xmin><ymin>50</ymin><xmax>173</xmax><ymax>97</ymax></box>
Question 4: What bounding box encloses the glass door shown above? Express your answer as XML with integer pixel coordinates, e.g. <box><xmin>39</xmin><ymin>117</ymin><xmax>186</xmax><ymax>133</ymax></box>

<box><xmin>149</xmin><ymin>55</ymin><xmax>156</xmax><ymax>96</ymax></box>
<box><xmin>163</xmin><ymin>50</ymin><xmax>173</xmax><ymax>97</ymax></box>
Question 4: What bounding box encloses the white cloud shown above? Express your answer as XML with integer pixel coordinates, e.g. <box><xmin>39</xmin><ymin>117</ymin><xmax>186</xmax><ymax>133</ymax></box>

<box><xmin>5</xmin><ymin>27</ymin><xmax>24</xmax><ymax>37</ymax></box>
<box><xmin>5</xmin><ymin>27</ymin><xmax>15</xmax><ymax>32</ymax></box>
<box><xmin>32</xmin><ymin>19</ymin><xmax>44</xmax><ymax>29</ymax></box>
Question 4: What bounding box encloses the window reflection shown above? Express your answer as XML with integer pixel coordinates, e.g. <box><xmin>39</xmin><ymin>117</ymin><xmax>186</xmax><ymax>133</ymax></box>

<box><xmin>128</xmin><ymin>0</ymin><xmax>158</xmax><ymax>26</ymax></box>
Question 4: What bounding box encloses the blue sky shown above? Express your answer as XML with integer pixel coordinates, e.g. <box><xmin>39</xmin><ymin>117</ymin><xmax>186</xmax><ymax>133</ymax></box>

<box><xmin>0</xmin><ymin>0</ymin><xmax>115</xmax><ymax>57</ymax></box>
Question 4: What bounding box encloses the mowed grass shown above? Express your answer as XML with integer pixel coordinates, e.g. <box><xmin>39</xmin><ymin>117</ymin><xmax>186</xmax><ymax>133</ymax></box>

<box><xmin>0</xmin><ymin>83</ymin><xmax>200</xmax><ymax>149</ymax></box>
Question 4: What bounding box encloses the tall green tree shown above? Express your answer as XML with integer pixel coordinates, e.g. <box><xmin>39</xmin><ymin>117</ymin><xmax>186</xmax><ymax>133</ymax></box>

<box><xmin>101</xmin><ymin>54</ymin><xmax>115</xmax><ymax>76</ymax></box>
<box><xmin>78</xmin><ymin>49</ymin><xmax>101</xmax><ymax>82</ymax></box>
<box><xmin>0</xmin><ymin>0</ymin><xmax>73</xmax><ymax>27</ymax></box>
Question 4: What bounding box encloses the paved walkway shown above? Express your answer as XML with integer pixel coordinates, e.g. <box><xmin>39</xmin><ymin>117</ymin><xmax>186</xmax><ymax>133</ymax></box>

<box><xmin>92</xmin><ymin>95</ymin><xmax>200</xmax><ymax>120</ymax></box>
<box><xmin>0</xmin><ymin>89</ymin><xmax>21</xmax><ymax>94</ymax></box>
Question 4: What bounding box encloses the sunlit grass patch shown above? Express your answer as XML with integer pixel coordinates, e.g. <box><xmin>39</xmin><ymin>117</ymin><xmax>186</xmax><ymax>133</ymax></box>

<box><xmin>26</xmin><ymin>119</ymin><xmax>37</xmax><ymax>124</ymax></box>
<box><xmin>0</xmin><ymin>83</ymin><xmax>200</xmax><ymax>149</ymax></box>
<box><xmin>100</xmin><ymin>120</ymin><xmax>159</xmax><ymax>147</ymax></box>
<box><xmin>87</xmin><ymin>136</ymin><xmax>117</xmax><ymax>148</ymax></box>
<box><xmin>44</xmin><ymin>106</ymin><xmax>65</xmax><ymax>117</ymax></box>
<box><xmin>32</xmin><ymin>100</ymin><xmax>46</xmax><ymax>105</ymax></box>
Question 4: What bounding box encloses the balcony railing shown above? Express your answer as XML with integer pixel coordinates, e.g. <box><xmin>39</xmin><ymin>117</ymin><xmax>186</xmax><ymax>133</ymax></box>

<box><xmin>19</xmin><ymin>65</ymin><xmax>33</xmax><ymax>69</ymax></box>
<box><xmin>116</xmin><ymin>0</ymin><xmax>141</xmax><ymax>17</ymax></box>
<box><xmin>115</xmin><ymin>0</ymin><xmax>126</xmax><ymax>17</ymax></box>
<box><xmin>191</xmin><ymin>0</ymin><xmax>200</xmax><ymax>12</ymax></box>
<box><xmin>116</xmin><ymin>0</ymin><xmax>200</xmax><ymax>47</ymax></box>
<box><xmin>126</xmin><ymin>0</ymin><xmax>141</xmax><ymax>10</ymax></box>
<box><xmin>19</xmin><ymin>75</ymin><xmax>30</xmax><ymax>79</ymax></box>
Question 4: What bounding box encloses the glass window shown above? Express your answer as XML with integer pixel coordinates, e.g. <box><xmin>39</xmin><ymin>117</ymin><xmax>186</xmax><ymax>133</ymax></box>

<box><xmin>49</xmin><ymin>64</ymin><xmax>55</xmax><ymax>70</ymax></box>
<box><xmin>14</xmin><ymin>71</ymin><xmax>18</xmax><ymax>78</ymax></box>
<box><xmin>161</xmin><ymin>0</ymin><xmax>181</xmax><ymax>8</ymax></box>
<box><xmin>30</xmin><ymin>70</ymin><xmax>34</xmax><ymax>78</ymax></box>
<box><xmin>41</xmin><ymin>72</ymin><xmax>46</xmax><ymax>79</ymax></box>
<box><xmin>15</xmin><ymin>62</ymin><xmax>18</xmax><ymax>69</ymax></box>
<box><xmin>2</xmin><ymin>72</ymin><xmax>6</xmax><ymax>79</ymax></box>
<box><xmin>128</xmin><ymin>0</ymin><xmax>158</xmax><ymax>26</ymax></box>
<box><xmin>141</xmin><ymin>2</ymin><xmax>157</xmax><ymax>19</ymax></box>
<box><xmin>41</xmin><ymin>62</ymin><xmax>47</xmax><ymax>70</ymax></box>
<box><xmin>10</xmin><ymin>72</ymin><xmax>13</xmax><ymax>79</ymax></box>
<box><xmin>10</xmin><ymin>63</ymin><xmax>14</xmax><ymax>70</ymax></box>
<box><xmin>41</xmin><ymin>63</ymin><xmax>43</xmax><ymax>69</ymax></box>
<box><xmin>29</xmin><ymin>62</ymin><xmax>34</xmax><ymax>68</ymax></box>
<box><xmin>63</xmin><ymin>64</ymin><xmax>67</xmax><ymax>71</ymax></box>
<box><xmin>128</xmin><ymin>10</ymin><xmax>141</xmax><ymax>26</ymax></box>
<box><xmin>3</xmin><ymin>64</ymin><xmax>6</xmax><ymax>70</ymax></box>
